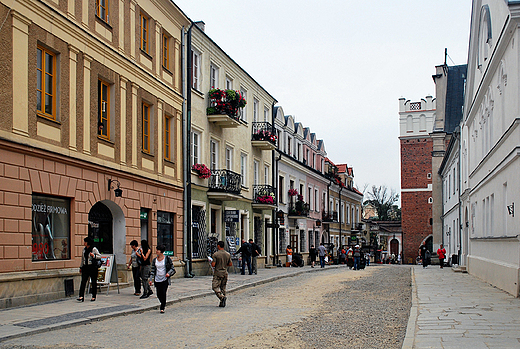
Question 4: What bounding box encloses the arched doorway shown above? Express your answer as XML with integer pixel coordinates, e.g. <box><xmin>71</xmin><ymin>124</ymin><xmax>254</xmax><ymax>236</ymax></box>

<box><xmin>88</xmin><ymin>202</ymin><xmax>113</xmax><ymax>254</ymax></box>
<box><xmin>390</xmin><ymin>238</ymin><xmax>399</xmax><ymax>256</ymax></box>
<box><xmin>88</xmin><ymin>200</ymin><xmax>126</xmax><ymax>264</ymax></box>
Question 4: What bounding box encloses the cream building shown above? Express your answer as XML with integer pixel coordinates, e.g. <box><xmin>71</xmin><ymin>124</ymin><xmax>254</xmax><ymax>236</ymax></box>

<box><xmin>0</xmin><ymin>0</ymin><xmax>189</xmax><ymax>308</ymax></box>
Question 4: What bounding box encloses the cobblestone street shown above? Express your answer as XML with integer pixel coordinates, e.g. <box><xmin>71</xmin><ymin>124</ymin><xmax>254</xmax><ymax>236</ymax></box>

<box><xmin>0</xmin><ymin>266</ymin><xmax>411</xmax><ymax>349</ymax></box>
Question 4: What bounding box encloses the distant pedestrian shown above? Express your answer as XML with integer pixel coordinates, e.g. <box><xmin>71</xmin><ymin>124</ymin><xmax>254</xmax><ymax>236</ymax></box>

<box><xmin>339</xmin><ymin>248</ymin><xmax>347</xmax><ymax>264</ymax></box>
<box><xmin>309</xmin><ymin>245</ymin><xmax>317</xmax><ymax>268</ymax></box>
<box><xmin>211</xmin><ymin>241</ymin><xmax>232</xmax><ymax>307</ymax></box>
<box><xmin>437</xmin><ymin>244</ymin><xmax>446</xmax><ymax>269</ymax></box>
<box><xmin>366</xmin><ymin>252</ymin><xmax>371</xmax><ymax>266</ymax></box>
<box><xmin>317</xmin><ymin>243</ymin><xmax>327</xmax><ymax>268</ymax></box>
<box><xmin>353</xmin><ymin>245</ymin><xmax>361</xmax><ymax>270</ymax></box>
<box><xmin>397</xmin><ymin>253</ymin><xmax>401</xmax><ymax>265</ymax></box>
<box><xmin>419</xmin><ymin>241</ymin><xmax>428</xmax><ymax>268</ymax></box>
<box><xmin>236</xmin><ymin>239</ymin><xmax>252</xmax><ymax>275</ymax></box>
<box><xmin>347</xmin><ymin>247</ymin><xmax>354</xmax><ymax>269</ymax></box>
<box><xmin>77</xmin><ymin>237</ymin><xmax>101</xmax><ymax>302</ymax></box>
<box><xmin>249</xmin><ymin>239</ymin><xmax>261</xmax><ymax>274</ymax></box>
<box><xmin>149</xmin><ymin>245</ymin><xmax>176</xmax><ymax>313</ymax></box>
<box><xmin>126</xmin><ymin>240</ymin><xmax>141</xmax><ymax>296</ymax></box>
<box><xmin>286</xmin><ymin>245</ymin><xmax>293</xmax><ymax>267</ymax></box>
<box><xmin>138</xmin><ymin>239</ymin><xmax>153</xmax><ymax>298</ymax></box>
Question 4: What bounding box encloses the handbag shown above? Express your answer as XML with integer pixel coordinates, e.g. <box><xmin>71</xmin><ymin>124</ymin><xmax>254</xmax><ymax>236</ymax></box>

<box><xmin>95</xmin><ymin>258</ymin><xmax>103</xmax><ymax>268</ymax></box>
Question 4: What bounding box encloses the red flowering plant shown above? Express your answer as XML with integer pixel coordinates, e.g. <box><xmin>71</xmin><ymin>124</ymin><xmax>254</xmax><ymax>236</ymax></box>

<box><xmin>257</xmin><ymin>195</ymin><xmax>274</xmax><ymax>205</ymax></box>
<box><xmin>288</xmin><ymin>189</ymin><xmax>298</xmax><ymax>197</ymax></box>
<box><xmin>192</xmin><ymin>163</ymin><xmax>211</xmax><ymax>179</ymax></box>
<box><xmin>207</xmin><ymin>88</ymin><xmax>247</xmax><ymax>119</ymax></box>
<box><xmin>253</xmin><ymin>130</ymin><xmax>277</xmax><ymax>144</ymax></box>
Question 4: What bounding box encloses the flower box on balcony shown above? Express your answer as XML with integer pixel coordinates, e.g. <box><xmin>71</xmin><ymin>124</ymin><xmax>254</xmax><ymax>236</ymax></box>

<box><xmin>192</xmin><ymin>163</ymin><xmax>211</xmax><ymax>179</ymax></box>
<box><xmin>251</xmin><ymin>122</ymin><xmax>277</xmax><ymax>150</ymax></box>
<box><xmin>207</xmin><ymin>88</ymin><xmax>246</xmax><ymax>128</ymax></box>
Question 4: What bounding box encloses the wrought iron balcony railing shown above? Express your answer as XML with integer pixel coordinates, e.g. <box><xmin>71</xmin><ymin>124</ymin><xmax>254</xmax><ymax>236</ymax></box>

<box><xmin>208</xmin><ymin>169</ymin><xmax>242</xmax><ymax>195</ymax></box>
<box><xmin>253</xmin><ymin>184</ymin><xmax>276</xmax><ymax>205</ymax></box>
<box><xmin>251</xmin><ymin>122</ymin><xmax>277</xmax><ymax>146</ymax></box>
<box><xmin>288</xmin><ymin>200</ymin><xmax>310</xmax><ymax>217</ymax></box>
<box><xmin>322</xmin><ymin>211</ymin><xmax>338</xmax><ymax>222</ymax></box>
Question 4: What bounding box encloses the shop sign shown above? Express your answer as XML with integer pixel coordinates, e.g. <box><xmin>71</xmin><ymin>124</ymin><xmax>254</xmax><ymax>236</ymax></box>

<box><xmin>224</xmin><ymin>210</ymin><xmax>239</xmax><ymax>222</ymax></box>
<box><xmin>140</xmin><ymin>211</ymin><xmax>148</xmax><ymax>220</ymax></box>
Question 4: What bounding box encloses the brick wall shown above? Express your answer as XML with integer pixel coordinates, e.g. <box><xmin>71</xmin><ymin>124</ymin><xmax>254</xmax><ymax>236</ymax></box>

<box><xmin>400</xmin><ymin>138</ymin><xmax>433</xmax><ymax>189</ymax></box>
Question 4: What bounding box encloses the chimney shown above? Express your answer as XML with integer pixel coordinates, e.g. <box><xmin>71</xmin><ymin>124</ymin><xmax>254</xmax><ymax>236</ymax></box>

<box><xmin>194</xmin><ymin>21</ymin><xmax>205</xmax><ymax>32</ymax></box>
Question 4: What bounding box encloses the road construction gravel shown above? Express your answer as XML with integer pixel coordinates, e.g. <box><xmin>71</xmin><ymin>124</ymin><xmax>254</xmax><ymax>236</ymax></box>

<box><xmin>0</xmin><ymin>265</ymin><xmax>411</xmax><ymax>349</ymax></box>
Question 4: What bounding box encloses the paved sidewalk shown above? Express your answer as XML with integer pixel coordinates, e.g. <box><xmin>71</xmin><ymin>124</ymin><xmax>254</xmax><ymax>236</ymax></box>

<box><xmin>0</xmin><ymin>264</ymin><xmax>339</xmax><ymax>342</ymax></box>
<box><xmin>403</xmin><ymin>265</ymin><xmax>520</xmax><ymax>349</ymax></box>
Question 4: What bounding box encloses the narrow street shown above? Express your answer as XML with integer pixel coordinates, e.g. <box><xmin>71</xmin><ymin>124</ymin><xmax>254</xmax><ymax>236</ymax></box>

<box><xmin>0</xmin><ymin>266</ymin><xmax>411</xmax><ymax>349</ymax></box>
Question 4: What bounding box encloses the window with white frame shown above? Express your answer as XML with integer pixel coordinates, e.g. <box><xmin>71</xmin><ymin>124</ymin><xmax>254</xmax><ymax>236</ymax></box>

<box><xmin>321</xmin><ymin>159</ymin><xmax>324</xmax><ymax>172</ymax></box>
<box><xmin>240</xmin><ymin>153</ymin><xmax>247</xmax><ymax>186</ymax></box>
<box><xmin>226</xmin><ymin>76</ymin><xmax>233</xmax><ymax>90</ymax></box>
<box><xmin>305</xmin><ymin>149</ymin><xmax>310</xmax><ymax>165</ymax></box>
<box><xmin>308</xmin><ymin>187</ymin><xmax>313</xmax><ymax>211</ymax></box>
<box><xmin>264</xmin><ymin>165</ymin><xmax>269</xmax><ymax>184</ymax></box>
<box><xmin>191</xmin><ymin>130</ymin><xmax>201</xmax><ymax>165</ymax></box>
<box><xmin>225</xmin><ymin>146</ymin><xmax>233</xmax><ymax>170</ymax></box>
<box><xmin>264</xmin><ymin>106</ymin><xmax>269</xmax><ymax>122</ymax></box>
<box><xmin>297</xmin><ymin>143</ymin><xmax>301</xmax><ymax>161</ymax></box>
<box><xmin>191</xmin><ymin>50</ymin><xmax>201</xmax><ymax>90</ymax></box>
<box><xmin>315</xmin><ymin>189</ymin><xmax>319</xmax><ymax>212</ymax></box>
<box><xmin>240</xmin><ymin>87</ymin><xmax>247</xmax><ymax>121</ymax></box>
<box><xmin>346</xmin><ymin>205</ymin><xmax>350</xmax><ymax>223</ymax></box>
<box><xmin>254</xmin><ymin>160</ymin><xmax>259</xmax><ymax>185</ymax></box>
<box><xmin>210</xmin><ymin>63</ymin><xmax>219</xmax><ymax>89</ymax></box>
<box><xmin>210</xmin><ymin>139</ymin><xmax>219</xmax><ymax>170</ymax></box>
<box><xmin>287</xmin><ymin>136</ymin><xmax>292</xmax><ymax>156</ymax></box>
<box><xmin>253</xmin><ymin>98</ymin><xmax>259</xmax><ymax>123</ymax></box>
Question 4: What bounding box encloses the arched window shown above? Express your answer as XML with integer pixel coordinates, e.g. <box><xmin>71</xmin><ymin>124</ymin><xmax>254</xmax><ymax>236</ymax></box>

<box><xmin>478</xmin><ymin>5</ymin><xmax>492</xmax><ymax>69</ymax></box>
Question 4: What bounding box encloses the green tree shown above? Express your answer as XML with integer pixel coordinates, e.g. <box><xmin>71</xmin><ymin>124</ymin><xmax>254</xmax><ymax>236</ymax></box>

<box><xmin>363</xmin><ymin>185</ymin><xmax>400</xmax><ymax>221</ymax></box>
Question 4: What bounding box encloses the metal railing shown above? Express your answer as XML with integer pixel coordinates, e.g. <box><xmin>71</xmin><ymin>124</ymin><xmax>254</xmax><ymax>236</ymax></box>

<box><xmin>322</xmin><ymin>211</ymin><xmax>338</xmax><ymax>222</ymax></box>
<box><xmin>288</xmin><ymin>200</ymin><xmax>310</xmax><ymax>217</ymax></box>
<box><xmin>251</xmin><ymin>122</ymin><xmax>277</xmax><ymax>145</ymax></box>
<box><xmin>208</xmin><ymin>169</ymin><xmax>242</xmax><ymax>194</ymax></box>
<box><xmin>253</xmin><ymin>184</ymin><xmax>276</xmax><ymax>205</ymax></box>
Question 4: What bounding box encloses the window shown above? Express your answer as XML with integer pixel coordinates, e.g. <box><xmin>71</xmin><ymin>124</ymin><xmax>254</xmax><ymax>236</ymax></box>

<box><xmin>321</xmin><ymin>159</ymin><xmax>324</xmax><ymax>172</ymax></box>
<box><xmin>287</xmin><ymin>136</ymin><xmax>292</xmax><ymax>155</ymax></box>
<box><xmin>428</xmin><ymin>197</ymin><xmax>433</xmax><ymax>204</ymax></box>
<box><xmin>240</xmin><ymin>153</ymin><xmax>247</xmax><ymax>186</ymax></box>
<box><xmin>210</xmin><ymin>139</ymin><xmax>219</xmax><ymax>170</ymax></box>
<box><xmin>254</xmin><ymin>160</ymin><xmax>259</xmax><ymax>185</ymax></box>
<box><xmin>96</xmin><ymin>0</ymin><xmax>109</xmax><ymax>23</ymax></box>
<box><xmin>315</xmin><ymin>189</ymin><xmax>319</xmax><ymax>212</ymax></box>
<box><xmin>427</xmin><ymin>173</ymin><xmax>432</xmax><ymax>179</ymax></box>
<box><xmin>308</xmin><ymin>187</ymin><xmax>312</xmax><ymax>211</ymax></box>
<box><xmin>264</xmin><ymin>165</ymin><xmax>269</xmax><ymax>184</ymax></box>
<box><xmin>98</xmin><ymin>80</ymin><xmax>110</xmax><ymax>139</ymax></box>
<box><xmin>313</xmin><ymin>153</ymin><xmax>316</xmax><ymax>168</ymax></box>
<box><xmin>264</xmin><ymin>106</ymin><xmax>269</xmax><ymax>122</ymax></box>
<box><xmin>297</xmin><ymin>144</ymin><xmax>301</xmax><ymax>160</ymax></box>
<box><xmin>162</xmin><ymin>34</ymin><xmax>169</xmax><ymax>70</ymax></box>
<box><xmin>191</xmin><ymin>130</ymin><xmax>200</xmax><ymax>164</ymax></box>
<box><xmin>210</xmin><ymin>64</ymin><xmax>219</xmax><ymax>89</ymax></box>
<box><xmin>32</xmin><ymin>195</ymin><xmax>70</xmax><ymax>261</ymax></box>
<box><xmin>226</xmin><ymin>76</ymin><xmax>233</xmax><ymax>90</ymax></box>
<box><xmin>157</xmin><ymin>211</ymin><xmax>174</xmax><ymax>255</ymax></box>
<box><xmin>142</xmin><ymin>103</ymin><xmax>150</xmax><ymax>153</ymax></box>
<box><xmin>140</xmin><ymin>13</ymin><xmax>149</xmax><ymax>53</ymax></box>
<box><xmin>225</xmin><ymin>146</ymin><xmax>233</xmax><ymax>170</ymax></box>
<box><xmin>192</xmin><ymin>50</ymin><xmax>200</xmax><ymax>90</ymax></box>
<box><xmin>240</xmin><ymin>87</ymin><xmax>247</xmax><ymax>121</ymax></box>
<box><xmin>253</xmin><ymin>98</ymin><xmax>259</xmax><ymax>122</ymax></box>
<box><xmin>279</xmin><ymin>176</ymin><xmax>285</xmax><ymax>203</ymax></box>
<box><xmin>164</xmin><ymin>115</ymin><xmax>171</xmax><ymax>161</ymax></box>
<box><xmin>36</xmin><ymin>46</ymin><xmax>56</xmax><ymax>120</ymax></box>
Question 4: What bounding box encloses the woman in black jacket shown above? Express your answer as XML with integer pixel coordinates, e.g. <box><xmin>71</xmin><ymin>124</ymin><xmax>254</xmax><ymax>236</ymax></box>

<box><xmin>149</xmin><ymin>245</ymin><xmax>176</xmax><ymax>313</ymax></box>
<box><xmin>78</xmin><ymin>237</ymin><xmax>101</xmax><ymax>302</ymax></box>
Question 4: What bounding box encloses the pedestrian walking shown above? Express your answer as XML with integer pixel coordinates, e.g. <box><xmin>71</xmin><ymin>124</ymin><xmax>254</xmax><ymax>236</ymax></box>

<box><xmin>309</xmin><ymin>245</ymin><xmax>317</xmax><ymax>268</ymax></box>
<box><xmin>419</xmin><ymin>241</ymin><xmax>428</xmax><ymax>268</ymax></box>
<box><xmin>286</xmin><ymin>245</ymin><xmax>293</xmax><ymax>267</ymax></box>
<box><xmin>126</xmin><ymin>240</ymin><xmax>141</xmax><ymax>296</ymax></box>
<box><xmin>397</xmin><ymin>253</ymin><xmax>401</xmax><ymax>265</ymax></box>
<box><xmin>353</xmin><ymin>244</ymin><xmax>361</xmax><ymax>270</ymax></box>
<box><xmin>211</xmin><ymin>241</ymin><xmax>232</xmax><ymax>307</ymax></box>
<box><xmin>437</xmin><ymin>244</ymin><xmax>446</xmax><ymax>269</ymax></box>
<box><xmin>77</xmin><ymin>237</ymin><xmax>101</xmax><ymax>302</ymax></box>
<box><xmin>249</xmin><ymin>239</ymin><xmax>261</xmax><ymax>274</ymax></box>
<box><xmin>138</xmin><ymin>239</ymin><xmax>153</xmax><ymax>298</ymax></box>
<box><xmin>236</xmin><ymin>239</ymin><xmax>252</xmax><ymax>275</ymax></box>
<box><xmin>347</xmin><ymin>247</ymin><xmax>354</xmax><ymax>269</ymax></box>
<box><xmin>317</xmin><ymin>243</ymin><xmax>326</xmax><ymax>268</ymax></box>
<box><xmin>149</xmin><ymin>245</ymin><xmax>176</xmax><ymax>313</ymax></box>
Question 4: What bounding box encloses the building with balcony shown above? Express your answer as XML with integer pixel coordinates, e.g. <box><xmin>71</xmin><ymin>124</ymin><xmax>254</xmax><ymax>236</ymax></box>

<box><xmin>188</xmin><ymin>22</ymin><xmax>277</xmax><ymax>273</ymax></box>
<box><xmin>0</xmin><ymin>0</ymin><xmax>190</xmax><ymax>308</ymax></box>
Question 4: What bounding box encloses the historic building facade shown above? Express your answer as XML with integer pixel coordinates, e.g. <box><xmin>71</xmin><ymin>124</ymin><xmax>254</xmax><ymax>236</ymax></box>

<box><xmin>0</xmin><ymin>0</ymin><xmax>190</xmax><ymax>307</ymax></box>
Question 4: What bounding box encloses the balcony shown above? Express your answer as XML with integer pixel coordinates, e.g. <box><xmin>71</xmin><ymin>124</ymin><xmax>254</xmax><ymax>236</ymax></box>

<box><xmin>288</xmin><ymin>200</ymin><xmax>310</xmax><ymax>218</ymax></box>
<box><xmin>322</xmin><ymin>211</ymin><xmax>338</xmax><ymax>223</ymax></box>
<box><xmin>206</xmin><ymin>88</ymin><xmax>245</xmax><ymax>128</ymax></box>
<box><xmin>251</xmin><ymin>122</ymin><xmax>277</xmax><ymax>150</ymax></box>
<box><xmin>207</xmin><ymin>169</ymin><xmax>242</xmax><ymax>200</ymax></box>
<box><xmin>252</xmin><ymin>185</ymin><xmax>277</xmax><ymax>210</ymax></box>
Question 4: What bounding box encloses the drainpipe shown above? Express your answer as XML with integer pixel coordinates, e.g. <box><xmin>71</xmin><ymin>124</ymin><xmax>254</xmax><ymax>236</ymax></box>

<box><xmin>271</xmin><ymin>102</ymin><xmax>277</xmax><ymax>266</ymax></box>
<box><xmin>183</xmin><ymin>24</ymin><xmax>194</xmax><ymax>278</ymax></box>
<box><xmin>274</xmin><ymin>149</ymin><xmax>282</xmax><ymax>266</ymax></box>
<box><xmin>338</xmin><ymin>185</ymin><xmax>343</xmax><ymax>259</ymax></box>
<box><xmin>456</xmin><ymin>129</ymin><xmax>462</xmax><ymax>265</ymax></box>
<box><xmin>326</xmin><ymin>181</ymin><xmax>331</xmax><ymax>245</ymax></box>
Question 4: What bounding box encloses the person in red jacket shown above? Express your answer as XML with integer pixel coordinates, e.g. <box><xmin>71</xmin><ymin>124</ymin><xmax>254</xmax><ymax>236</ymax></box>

<box><xmin>437</xmin><ymin>244</ymin><xmax>446</xmax><ymax>269</ymax></box>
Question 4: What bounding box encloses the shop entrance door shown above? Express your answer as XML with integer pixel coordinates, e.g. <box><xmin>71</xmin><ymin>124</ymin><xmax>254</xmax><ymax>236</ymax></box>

<box><xmin>88</xmin><ymin>202</ymin><xmax>113</xmax><ymax>254</ymax></box>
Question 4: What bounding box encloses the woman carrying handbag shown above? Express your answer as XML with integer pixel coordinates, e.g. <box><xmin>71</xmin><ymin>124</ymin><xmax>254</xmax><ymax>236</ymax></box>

<box><xmin>78</xmin><ymin>237</ymin><xmax>102</xmax><ymax>302</ymax></box>
<box><xmin>149</xmin><ymin>245</ymin><xmax>176</xmax><ymax>313</ymax></box>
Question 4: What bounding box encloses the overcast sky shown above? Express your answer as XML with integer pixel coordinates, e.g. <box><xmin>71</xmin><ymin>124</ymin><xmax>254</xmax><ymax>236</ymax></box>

<box><xmin>174</xmin><ymin>0</ymin><xmax>472</xmax><ymax>204</ymax></box>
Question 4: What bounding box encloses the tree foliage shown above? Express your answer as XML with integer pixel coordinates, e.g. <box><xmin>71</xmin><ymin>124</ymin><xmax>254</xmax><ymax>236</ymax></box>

<box><xmin>363</xmin><ymin>185</ymin><xmax>400</xmax><ymax>221</ymax></box>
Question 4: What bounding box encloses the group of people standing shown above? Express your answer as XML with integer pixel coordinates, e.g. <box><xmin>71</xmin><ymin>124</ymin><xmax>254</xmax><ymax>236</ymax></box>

<box><xmin>236</xmin><ymin>239</ymin><xmax>261</xmax><ymax>275</ymax></box>
<box><xmin>419</xmin><ymin>241</ymin><xmax>446</xmax><ymax>269</ymax></box>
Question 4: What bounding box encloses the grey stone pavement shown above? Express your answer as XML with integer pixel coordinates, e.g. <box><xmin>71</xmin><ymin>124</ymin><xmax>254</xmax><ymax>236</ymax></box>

<box><xmin>1</xmin><ymin>264</ymin><xmax>519</xmax><ymax>348</ymax></box>
<box><xmin>403</xmin><ymin>265</ymin><xmax>520</xmax><ymax>349</ymax></box>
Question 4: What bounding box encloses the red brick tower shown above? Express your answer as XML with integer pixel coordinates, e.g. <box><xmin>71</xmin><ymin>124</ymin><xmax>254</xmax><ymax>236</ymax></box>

<box><xmin>399</xmin><ymin>97</ymin><xmax>435</xmax><ymax>263</ymax></box>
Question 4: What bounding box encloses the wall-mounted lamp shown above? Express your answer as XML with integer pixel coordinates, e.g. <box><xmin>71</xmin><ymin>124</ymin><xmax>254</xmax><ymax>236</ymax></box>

<box><xmin>507</xmin><ymin>202</ymin><xmax>514</xmax><ymax>217</ymax></box>
<box><xmin>108</xmin><ymin>179</ymin><xmax>123</xmax><ymax>197</ymax></box>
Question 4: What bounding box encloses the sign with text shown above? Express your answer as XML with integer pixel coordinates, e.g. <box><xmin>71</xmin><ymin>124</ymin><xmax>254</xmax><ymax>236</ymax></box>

<box><xmin>224</xmin><ymin>210</ymin><xmax>239</xmax><ymax>223</ymax></box>
<box><xmin>97</xmin><ymin>254</ymin><xmax>115</xmax><ymax>285</ymax></box>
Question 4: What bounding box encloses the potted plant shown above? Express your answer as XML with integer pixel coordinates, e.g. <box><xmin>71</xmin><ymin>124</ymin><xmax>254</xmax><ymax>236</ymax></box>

<box><xmin>207</xmin><ymin>88</ymin><xmax>247</xmax><ymax>118</ymax></box>
<box><xmin>191</xmin><ymin>164</ymin><xmax>211</xmax><ymax>179</ymax></box>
